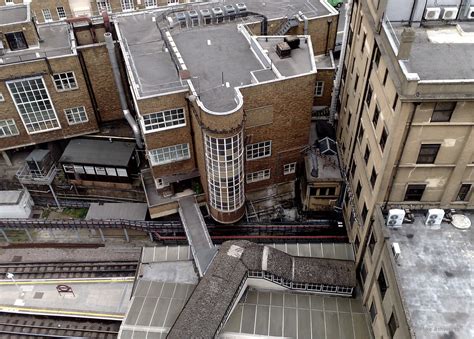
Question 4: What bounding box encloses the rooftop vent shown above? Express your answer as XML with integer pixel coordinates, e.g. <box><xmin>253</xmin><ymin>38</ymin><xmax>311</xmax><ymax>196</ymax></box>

<box><xmin>284</xmin><ymin>36</ymin><xmax>300</xmax><ymax>49</ymax></box>
<box><xmin>236</xmin><ymin>3</ymin><xmax>247</xmax><ymax>16</ymax></box>
<box><xmin>224</xmin><ymin>5</ymin><xmax>236</xmax><ymax>15</ymax></box>
<box><xmin>175</xmin><ymin>12</ymin><xmax>187</xmax><ymax>21</ymax></box>
<box><xmin>212</xmin><ymin>7</ymin><xmax>224</xmax><ymax>16</ymax></box>
<box><xmin>276</xmin><ymin>41</ymin><xmax>291</xmax><ymax>59</ymax></box>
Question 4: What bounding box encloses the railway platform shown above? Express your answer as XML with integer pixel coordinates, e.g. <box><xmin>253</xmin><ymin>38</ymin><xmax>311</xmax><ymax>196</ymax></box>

<box><xmin>0</xmin><ymin>278</ymin><xmax>133</xmax><ymax>320</ymax></box>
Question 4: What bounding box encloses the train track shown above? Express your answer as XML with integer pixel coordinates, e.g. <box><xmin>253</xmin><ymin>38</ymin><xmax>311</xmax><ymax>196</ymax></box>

<box><xmin>0</xmin><ymin>313</ymin><xmax>120</xmax><ymax>338</ymax></box>
<box><xmin>0</xmin><ymin>260</ymin><xmax>138</xmax><ymax>279</ymax></box>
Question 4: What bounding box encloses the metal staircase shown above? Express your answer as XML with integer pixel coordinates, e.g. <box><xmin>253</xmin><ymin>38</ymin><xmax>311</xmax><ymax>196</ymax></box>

<box><xmin>275</xmin><ymin>16</ymin><xmax>299</xmax><ymax>35</ymax></box>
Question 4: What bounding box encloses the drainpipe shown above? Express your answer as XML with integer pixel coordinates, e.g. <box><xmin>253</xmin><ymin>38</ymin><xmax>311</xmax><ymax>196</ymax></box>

<box><xmin>329</xmin><ymin>0</ymin><xmax>353</xmax><ymax>125</ymax></box>
<box><xmin>104</xmin><ymin>32</ymin><xmax>143</xmax><ymax>148</ymax></box>
<box><xmin>299</xmin><ymin>11</ymin><xmax>308</xmax><ymax>35</ymax></box>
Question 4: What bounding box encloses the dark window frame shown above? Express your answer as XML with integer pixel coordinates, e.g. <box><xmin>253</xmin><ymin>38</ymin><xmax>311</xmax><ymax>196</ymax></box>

<box><xmin>369</xmin><ymin>301</ymin><xmax>377</xmax><ymax>323</ymax></box>
<box><xmin>417</xmin><ymin>144</ymin><xmax>441</xmax><ymax>164</ymax></box>
<box><xmin>372</xmin><ymin>105</ymin><xmax>380</xmax><ymax>128</ymax></box>
<box><xmin>378</xmin><ymin>267</ymin><xmax>388</xmax><ymax>299</ymax></box>
<box><xmin>380</xmin><ymin>127</ymin><xmax>388</xmax><ymax>152</ymax></box>
<box><xmin>364</xmin><ymin>145</ymin><xmax>370</xmax><ymax>164</ymax></box>
<box><xmin>431</xmin><ymin>102</ymin><xmax>456</xmax><ymax>122</ymax></box>
<box><xmin>5</xmin><ymin>31</ymin><xmax>28</xmax><ymax>51</ymax></box>
<box><xmin>361</xmin><ymin>203</ymin><xmax>368</xmax><ymax>224</ymax></box>
<box><xmin>368</xmin><ymin>231</ymin><xmax>377</xmax><ymax>254</ymax></box>
<box><xmin>370</xmin><ymin>168</ymin><xmax>377</xmax><ymax>188</ymax></box>
<box><xmin>456</xmin><ymin>184</ymin><xmax>471</xmax><ymax>201</ymax></box>
<box><xmin>388</xmin><ymin>311</ymin><xmax>399</xmax><ymax>338</ymax></box>
<box><xmin>404</xmin><ymin>184</ymin><xmax>427</xmax><ymax>201</ymax></box>
<box><xmin>356</xmin><ymin>181</ymin><xmax>362</xmax><ymax>198</ymax></box>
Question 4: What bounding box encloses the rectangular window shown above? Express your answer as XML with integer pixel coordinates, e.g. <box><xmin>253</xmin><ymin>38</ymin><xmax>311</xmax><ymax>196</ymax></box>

<box><xmin>97</xmin><ymin>0</ymin><xmax>112</xmax><ymax>12</ymax></box>
<box><xmin>116</xmin><ymin>168</ymin><xmax>128</xmax><ymax>177</ymax></box>
<box><xmin>6</xmin><ymin>77</ymin><xmax>60</xmax><ymax>134</ymax></box>
<box><xmin>374</xmin><ymin>45</ymin><xmax>381</xmax><ymax>66</ymax></box>
<box><xmin>356</xmin><ymin>182</ymin><xmax>362</xmax><ymax>199</ymax></box>
<box><xmin>106</xmin><ymin>167</ymin><xmax>117</xmax><ymax>176</ymax></box>
<box><xmin>64</xmin><ymin>106</ymin><xmax>88</xmax><ymax>125</ymax></box>
<box><xmin>392</xmin><ymin>93</ymin><xmax>399</xmax><ymax>111</ymax></box>
<box><xmin>365</xmin><ymin>84</ymin><xmax>373</xmax><ymax>107</ymax></box>
<box><xmin>283</xmin><ymin>162</ymin><xmax>296</xmax><ymax>175</ymax></box>
<box><xmin>369</xmin><ymin>301</ymin><xmax>377</xmax><ymax>322</ymax></box>
<box><xmin>121</xmin><ymin>0</ymin><xmax>134</xmax><ymax>11</ymax></box>
<box><xmin>95</xmin><ymin>167</ymin><xmax>106</xmax><ymax>175</ymax></box>
<box><xmin>360</xmin><ymin>32</ymin><xmax>366</xmax><ymax>52</ymax></box>
<box><xmin>350</xmin><ymin>161</ymin><xmax>357</xmax><ymax>178</ymax></box>
<box><xmin>5</xmin><ymin>32</ymin><xmax>28</xmax><ymax>50</ymax></box>
<box><xmin>316</xmin><ymin>187</ymin><xmax>336</xmax><ymax>196</ymax></box>
<box><xmin>383</xmin><ymin>69</ymin><xmax>388</xmax><ymax>85</ymax></box>
<box><xmin>73</xmin><ymin>165</ymin><xmax>85</xmax><ymax>174</ymax></box>
<box><xmin>42</xmin><ymin>9</ymin><xmax>53</xmax><ymax>22</ymax></box>
<box><xmin>145</xmin><ymin>0</ymin><xmax>157</xmax><ymax>7</ymax></box>
<box><xmin>56</xmin><ymin>7</ymin><xmax>67</xmax><ymax>19</ymax></box>
<box><xmin>357</xmin><ymin>124</ymin><xmax>364</xmax><ymax>143</ymax></box>
<box><xmin>431</xmin><ymin>102</ymin><xmax>456</xmax><ymax>122</ymax></box>
<box><xmin>370</xmin><ymin>168</ymin><xmax>377</xmax><ymax>188</ymax></box>
<box><xmin>53</xmin><ymin>72</ymin><xmax>78</xmax><ymax>91</ymax></box>
<box><xmin>354</xmin><ymin>74</ymin><xmax>359</xmax><ymax>91</ymax></box>
<box><xmin>142</xmin><ymin>108</ymin><xmax>185</xmax><ymax>132</ymax></box>
<box><xmin>372</xmin><ymin>105</ymin><xmax>380</xmax><ymax>128</ymax></box>
<box><xmin>63</xmin><ymin>164</ymin><xmax>74</xmax><ymax>173</ymax></box>
<box><xmin>0</xmin><ymin>119</ymin><xmax>19</xmax><ymax>138</ymax></box>
<box><xmin>5</xmin><ymin>0</ymin><xmax>14</xmax><ymax>4</ymax></box>
<box><xmin>314</xmin><ymin>81</ymin><xmax>324</xmax><ymax>97</ymax></box>
<box><xmin>456</xmin><ymin>184</ymin><xmax>471</xmax><ymax>201</ymax></box>
<box><xmin>404</xmin><ymin>184</ymin><xmax>426</xmax><ymax>201</ymax></box>
<box><xmin>388</xmin><ymin>312</ymin><xmax>398</xmax><ymax>338</ymax></box>
<box><xmin>417</xmin><ymin>144</ymin><xmax>440</xmax><ymax>164</ymax></box>
<box><xmin>380</xmin><ymin>127</ymin><xmax>388</xmax><ymax>152</ymax></box>
<box><xmin>361</xmin><ymin>203</ymin><xmax>368</xmax><ymax>224</ymax></box>
<box><xmin>364</xmin><ymin>145</ymin><xmax>370</xmax><ymax>164</ymax></box>
<box><xmin>378</xmin><ymin>268</ymin><xmax>388</xmax><ymax>299</ymax></box>
<box><xmin>368</xmin><ymin>231</ymin><xmax>376</xmax><ymax>254</ymax></box>
<box><xmin>149</xmin><ymin>143</ymin><xmax>190</xmax><ymax>166</ymax></box>
<box><xmin>84</xmin><ymin>166</ymin><xmax>96</xmax><ymax>175</ymax></box>
<box><xmin>246</xmin><ymin>141</ymin><xmax>271</xmax><ymax>160</ymax></box>
<box><xmin>246</xmin><ymin>169</ymin><xmax>270</xmax><ymax>183</ymax></box>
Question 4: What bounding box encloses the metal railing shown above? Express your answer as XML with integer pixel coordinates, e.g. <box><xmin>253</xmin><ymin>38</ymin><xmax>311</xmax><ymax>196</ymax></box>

<box><xmin>16</xmin><ymin>164</ymin><xmax>57</xmax><ymax>185</ymax></box>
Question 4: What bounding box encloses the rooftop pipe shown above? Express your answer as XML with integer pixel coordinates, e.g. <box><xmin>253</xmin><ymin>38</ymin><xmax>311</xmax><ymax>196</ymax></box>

<box><xmin>104</xmin><ymin>32</ymin><xmax>143</xmax><ymax>148</ymax></box>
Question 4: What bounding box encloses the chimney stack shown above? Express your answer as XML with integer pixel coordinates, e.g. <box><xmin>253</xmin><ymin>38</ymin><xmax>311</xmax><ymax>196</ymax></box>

<box><xmin>397</xmin><ymin>28</ymin><xmax>415</xmax><ymax>60</ymax></box>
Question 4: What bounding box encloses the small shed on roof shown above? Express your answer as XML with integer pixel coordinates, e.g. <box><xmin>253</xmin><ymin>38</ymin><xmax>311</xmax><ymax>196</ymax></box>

<box><xmin>59</xmin><ymin>139</ymin><xmax>136</xmax><ymax>167</ymax></box>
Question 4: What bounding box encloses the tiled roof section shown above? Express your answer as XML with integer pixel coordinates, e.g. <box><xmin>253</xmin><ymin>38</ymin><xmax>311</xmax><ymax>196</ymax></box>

<box><xmin>168</xmin><ymin>240</ymin><xmax>356</xmax><ymax>339</ymax></box>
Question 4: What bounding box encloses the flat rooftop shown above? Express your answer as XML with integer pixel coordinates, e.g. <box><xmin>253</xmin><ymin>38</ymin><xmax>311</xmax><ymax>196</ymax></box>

<box><xmin>392</xmin><ymin>23</ymin><xmax>474</xmax><ymax>81</ymax></box>
<box><xmin>116</xmin><ymin>5</ymin><xmax>319</xmax><ymax>104</ymax></box>
<box><xmin>0</xmin><ymin>190</ymin><xmax>23</xmax><ymax>205</ymax></box>
<box><xmin>0</xmin><ymin>279</ymin><xmax>133</xmax><ymax>320</ymax></box>
<box><xmin>387</xmin><ymin>212</ymin><xmax>474</xmax><ymax>339</ymax></box>
<box><xmin>0</xmin><ymin>4</ymin><xmax>29</xmax><ymax>26</ymax></box>
<box><xmin>0</xmin><ymin>23</ymin><xmax>73</xmax><ymax>64</ymax></box>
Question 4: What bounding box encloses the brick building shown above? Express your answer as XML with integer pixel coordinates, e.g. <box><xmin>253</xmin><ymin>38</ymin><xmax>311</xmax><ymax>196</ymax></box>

<box><xmin>115</xmin><ymin>1</ymin><xmax>339</xmax><ymax>223</ymax></box>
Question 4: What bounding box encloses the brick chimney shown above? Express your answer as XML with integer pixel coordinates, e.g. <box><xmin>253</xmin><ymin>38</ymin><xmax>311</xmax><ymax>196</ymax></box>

<box><xmin>397</xmin><ymin>28</ymin><xmax>416</xmax><ymax>60</ymax></box>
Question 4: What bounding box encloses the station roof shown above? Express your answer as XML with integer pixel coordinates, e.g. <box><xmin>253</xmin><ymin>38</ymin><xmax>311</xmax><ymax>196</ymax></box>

<box><xmin>168</xmin><ymin>240</ymin><xmax>356</xmax><ymax>338</ymax></box>
<box><xmin>387</xmin><ymin>212</ymin><xmax>474</xmax><ymax>339</ymax></box>
<box><xmin>59</xmin><ymin>139</ymin><xmax>136</xmax><ymax>167</ymax></box>
<box><xmin>85</xmin><ymin>203</ymin><xmax>148</xmax><ymax>221</ymax></box>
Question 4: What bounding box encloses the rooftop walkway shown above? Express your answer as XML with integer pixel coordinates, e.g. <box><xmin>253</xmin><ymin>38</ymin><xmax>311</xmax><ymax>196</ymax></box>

<box><xmin>178</xmin><ymin>196</ymin><xmax>217</xmax><ymax>276</ymax></box>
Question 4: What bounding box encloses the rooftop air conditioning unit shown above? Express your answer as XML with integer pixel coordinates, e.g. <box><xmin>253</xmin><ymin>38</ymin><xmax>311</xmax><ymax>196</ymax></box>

<box><xmin>391</xmin><ymin>242</ymin><xmax>401</xmax><ymax>260</ymax></box>
<box><xmin>424</xmin><ymin>7</ymin><xmax>441</xmax><ymax>20</ymax></box>
<box><xmin>425</xmin><ymin>208</ymin><xmax>445</xmax><ymax>226</ymax></box>
<box><xmin>387</xmin><ymin>209</ymin><xmax>405</xmax><ymax>227</ymax></box>
<box><xmin>468</xmin><ymin>7</ymin><xmax>474</xmax><ymax>20</ymax></box>
<box><xmin>442</xmin><ymin>7</ymin><xmax>458</xmax><ymax>20</ymax></box>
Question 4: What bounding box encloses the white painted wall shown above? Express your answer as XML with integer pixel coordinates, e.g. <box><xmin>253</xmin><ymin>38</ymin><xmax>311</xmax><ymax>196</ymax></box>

<box><xmin>0</xmin><ymin>190</ymin><xmax>34</xmax><ymax>219</ymax></box>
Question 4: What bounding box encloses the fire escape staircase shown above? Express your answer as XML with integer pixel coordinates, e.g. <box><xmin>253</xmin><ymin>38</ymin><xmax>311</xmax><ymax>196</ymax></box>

<box><xmin>275</xmin><ymin>15</ymin><xmax>300</xmax><ymax>36</ymax></box>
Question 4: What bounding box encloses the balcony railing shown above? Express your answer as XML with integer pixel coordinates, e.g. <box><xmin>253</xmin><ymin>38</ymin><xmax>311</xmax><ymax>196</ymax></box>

<box><xmin>16</xmin><ymin>164</ymin><xmax>57</xmax><ymax>185</ymax></box>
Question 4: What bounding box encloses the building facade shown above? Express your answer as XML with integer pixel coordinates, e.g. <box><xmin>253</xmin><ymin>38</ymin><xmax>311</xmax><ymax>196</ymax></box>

<box><xmin>336</xmin><ymin>0</ymin><xmax>474</xmax><ymax>337</ymax></box>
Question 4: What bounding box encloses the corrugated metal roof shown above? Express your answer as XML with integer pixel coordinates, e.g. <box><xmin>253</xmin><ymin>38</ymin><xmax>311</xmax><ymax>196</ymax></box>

<box><xmin>59</xmin><ymin>139</ymin><xmax>136</xmax><ymax>167</ymax></box>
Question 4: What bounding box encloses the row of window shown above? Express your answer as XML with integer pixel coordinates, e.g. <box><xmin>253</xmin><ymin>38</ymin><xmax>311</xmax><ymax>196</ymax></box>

<box><xmin>148</xmin><ymin>143</ymin><xmax>190</xmax><ymax>166</ymax></box>
<box><xmin>63</xmin><ymin>164</ymin><xmax>128</xmax><ymax>177</ymax></box>
<box><xmin>42</xmin><ymin>7</ymin><xmax>67</xmax><ymax>22</ymax></box>
<box><xmin>405</xmin><ymin>183</ymin><xmax>472</xmax><ymax>202</ymax></box>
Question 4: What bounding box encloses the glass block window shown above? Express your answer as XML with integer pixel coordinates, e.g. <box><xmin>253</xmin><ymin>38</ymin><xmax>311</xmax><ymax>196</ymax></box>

<box><xmin>0</xmin><ymin>119</ymin><xmax>19</xmax><ymax>138</ymax></box>
<box><xmin>246</xmin><ymin>140</ymin><xmax>271</xmax><ymax>160</ymax></box>
<box><xmin>121</xmin><ymin>0</ymin><xmax>134</xmax><ymax>11</ymax></box>
<box><xmin>64</xmin><ymin>106</ymin><xmax>88</xmax><ymax>125</ymax></box>
<box><xmin>246</xmin><ymin>169</ymin><xmax>270</xmax><ymax>183</ymax></box>
<box><xmin>149</xmin><ymin>143</ymin><xmax>190</xmax><ymax>166</ymax></box>
<box><xmin>53</xmin><ymin>72</ymin><xmax>78</xmax><ymax>91</ymax></box>
<box><xmin>142</xmin><ymin>108</ymin><xmax>185</xmax><ymax>132</ymax></box>
<box><xmin>6</xmin><ymin>77</ymin><xmax>60</xmax><ymax>133</ymax></box>
<box><xmin>205</xmin><ymin>132</ymin><xmax>245</xmax><ymax>212</ymax></box>
<box><xmin>56</xmin><ymin>7</ymin><xmax>67</xmax><ymax>19</ymax></box>
<box><xmin>283</xmin><ymin>162</ymin><xmax>296</xmax><ymax>175</ymax></box>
